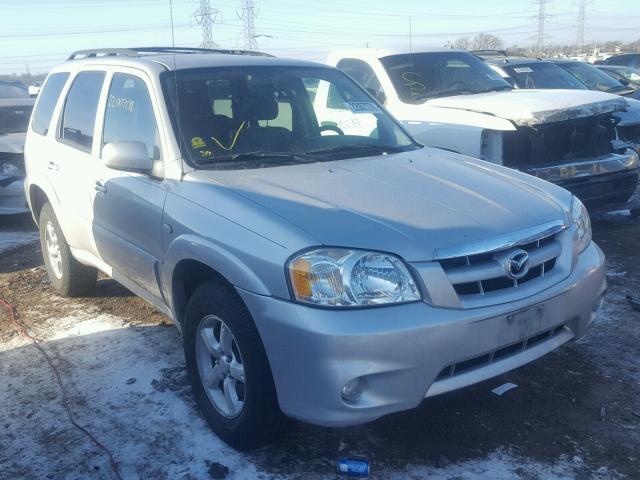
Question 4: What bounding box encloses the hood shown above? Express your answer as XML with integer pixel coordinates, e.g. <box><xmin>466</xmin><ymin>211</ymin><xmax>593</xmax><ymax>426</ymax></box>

<box><xmin>0</xmin><ymin>132</ymin><xmax>27</xmax><ymax>154</ymax></box>
<box><xmin>193</xmin><ymin>149</ymin><xmax>570</xmax><ymax>261</ymax></box>
<box><xmin>424</xmin><ymin>89</ymin><xmax>627</xmax><ymax>126</ymax></box>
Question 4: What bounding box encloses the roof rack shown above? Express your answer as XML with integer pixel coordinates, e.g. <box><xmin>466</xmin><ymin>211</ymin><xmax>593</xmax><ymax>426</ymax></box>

<box><xmin>471</xmin><ymin>49</ymin><xmax>509</xmax><ymax>58</ymax></box>
<box><xmin>67</xmin><ymin>46</ymin><xmax>273</xmax><ymax>61</ymax></box>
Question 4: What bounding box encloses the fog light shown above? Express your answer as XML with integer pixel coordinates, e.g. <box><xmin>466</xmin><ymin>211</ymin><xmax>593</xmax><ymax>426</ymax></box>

<box><xmin>341</xmin><ymin>377</ymin><xmax>366</xmax><ymax>403</ymax></box>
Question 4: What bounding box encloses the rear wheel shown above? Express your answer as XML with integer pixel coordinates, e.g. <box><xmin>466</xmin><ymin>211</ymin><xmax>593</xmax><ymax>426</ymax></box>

<box><xmin>183</xmin><ymin>281</ymin><xmax>286</xmax><ymax>450</ymax></box>
<box><xmin>39</xmin><ymin>203</ymin><xmax>97</xmax><ymax>297</ymax></box>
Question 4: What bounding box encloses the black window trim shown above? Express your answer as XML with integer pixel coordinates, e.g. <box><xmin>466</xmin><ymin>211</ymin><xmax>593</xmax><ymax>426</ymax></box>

<box><xmin>55</xmin><ymin>69</ymin><xmax>107</xmax><ymax>154</ymax></box>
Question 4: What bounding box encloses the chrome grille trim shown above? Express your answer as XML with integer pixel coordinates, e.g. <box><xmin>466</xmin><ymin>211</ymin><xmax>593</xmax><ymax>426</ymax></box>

<box><xmin>433</xmin><ymin>219</ymin><xmax>567</xmax><ymax>260</ymax></box>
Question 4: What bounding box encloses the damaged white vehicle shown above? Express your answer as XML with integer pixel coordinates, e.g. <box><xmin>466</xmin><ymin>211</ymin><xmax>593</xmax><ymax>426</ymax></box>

<box><xmin>323</xmin><ymin>49</ymin><xmax>640</xmax><ymax>211</ymax></box>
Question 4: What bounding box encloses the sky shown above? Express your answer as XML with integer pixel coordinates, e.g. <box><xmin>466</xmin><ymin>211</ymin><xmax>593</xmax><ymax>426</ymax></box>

<box><xmin>0</xmin><ymin>0</ymin><xmax>638</xmax><ymax>74</ymax></box>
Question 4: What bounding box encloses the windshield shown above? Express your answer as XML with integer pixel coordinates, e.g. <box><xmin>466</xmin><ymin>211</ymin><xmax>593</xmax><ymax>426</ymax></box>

<box><xmin>0</xmin><ymin>104</ymin><xmax>33</xmax><ymax>134</ymax></box>
<box><xmin>379</xmin><ymin>52</ymin><xmax>512</xmax><ymax>104</ymax></box>
<box><xmin>161</xmin><ymin>66</ymin><xmax>418</xmax><ymax>169</ymax></box>
<box><xmin>503</xmin><ymin>62</ymin><xmax>587</xmax><ymax>90</ymax></box>
<box><xmin>0</xmin><ymin>82</ymin><xmax>29</xmax><ymax>99</ymax></box>
<box><xmin>611</xmin><ymin>67</ymin><xmax>640</xmax><ymax>87</ymax></box>
<box><xmin>559</xmin><ymin>62</ymin><xmax>627</xmax><ymax>92</ymax></box>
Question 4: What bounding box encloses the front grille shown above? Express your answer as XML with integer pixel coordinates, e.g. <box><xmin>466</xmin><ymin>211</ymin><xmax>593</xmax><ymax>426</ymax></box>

<box><xmin>502</xmin><ymin>113</ymin><xmax>616</xmax><ymax>168</ymax></box>
<box><xmin>440</xmin><ymin>233</ymin><xmax>561</xmax><ymax>297</ymax></box>
<box><xmin>435</xmin><ymin>324</ymin><xmax>567</xmax><ymax>381</ymax></box>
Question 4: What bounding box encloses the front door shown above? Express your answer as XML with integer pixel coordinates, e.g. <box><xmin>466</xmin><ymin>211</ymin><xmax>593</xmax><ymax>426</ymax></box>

<box><xmin>90</xmin><ymin>72</ymin><xmax>167</xmax><ymax>300</ymax></box>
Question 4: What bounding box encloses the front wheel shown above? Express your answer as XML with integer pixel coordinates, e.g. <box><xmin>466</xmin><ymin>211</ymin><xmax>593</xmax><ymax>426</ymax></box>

<box><xmin>183</xmin><ymin>281</ymin><xmax>286</xmax><ymax>450</ymax></box>
<box><xmin>39</xmin><ymin>203</ymin><xmax>97</xmax><ymax>297</ymax></box>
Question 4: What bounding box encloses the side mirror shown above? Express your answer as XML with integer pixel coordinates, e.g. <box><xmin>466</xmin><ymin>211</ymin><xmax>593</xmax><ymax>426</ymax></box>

<box><xmin>102</xmin><ymin>141</ymin><xmax>153</xmax><ymax>173</ymax></box>
<box><xmin>366</xmin><ymin>87</ymin><xmax>386</xmax><ymax>105</ymax></box>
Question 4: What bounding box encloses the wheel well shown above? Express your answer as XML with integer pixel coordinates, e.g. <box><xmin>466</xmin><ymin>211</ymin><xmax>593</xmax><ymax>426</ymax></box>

<box><xmin>29</xmin><ymin>185</ymin><xmax>48</xmax><ymax>224</ymax></box>
<box><xmin>172</xmin><ymin>260</ymin><xmax>233</xmax><ymax>325</ymax></box>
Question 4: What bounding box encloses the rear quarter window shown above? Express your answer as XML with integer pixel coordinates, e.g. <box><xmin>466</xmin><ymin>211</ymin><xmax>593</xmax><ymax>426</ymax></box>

<box><xmin>31</xmin><ymin>72</ymin><xmax>70</xmax><ymax>135</ymax></box>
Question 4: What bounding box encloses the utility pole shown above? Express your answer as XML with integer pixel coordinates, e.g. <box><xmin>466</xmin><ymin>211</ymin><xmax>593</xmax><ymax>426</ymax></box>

<box><xmin>575</xmin><ymin>0</ymin><xmax>591</xmax><ymax>55</ymax></box>
<box><xmin>193</xmin><ymin>0</ymin><xmax>219</xmax><ymax>49</ymax></box>
<box><xmin>533</xmin><ymin>0</ymin><xmax>550</xmax><ymax>57</ymax></box>
<box><xmin>239</xmin><ymin>0</ymin><xmax>259</xmax><ymax>50</ymax></box>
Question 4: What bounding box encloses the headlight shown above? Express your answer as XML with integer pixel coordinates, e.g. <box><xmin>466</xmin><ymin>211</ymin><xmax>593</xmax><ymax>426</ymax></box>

<box><xmin>288</xmin><ymin>248</ymin><xmax>421</xmax><ymax>307</ymax></box>
<box><xmin>570</xmin><ymin>196</ymin><xmax>592</xmax><ymax>253</ymax></box>
<box><xmin>0</xmin><ymin>161</ymin><xmax>20</xmax><ymax>175</ymax></box>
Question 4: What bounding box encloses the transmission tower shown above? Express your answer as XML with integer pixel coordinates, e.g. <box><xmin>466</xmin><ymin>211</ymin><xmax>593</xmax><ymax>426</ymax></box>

<box><xmin>239</xmin><ymin>0</ymin><xmax>259</xmax><ymax>50</ymax></box>
<box><xmin>533</xmin><ymin>0</ymin><xmax>550</xmax><ymax>56</ymax></box>
<box><xmin>193</xmin><ymin>0</ymin><xmax>219</xmax><ymax>49</ymax></box>
<box><xmin>576</xmin><ymin>0</ymin><xmax>591</xmax><ymax>55</ymax></box>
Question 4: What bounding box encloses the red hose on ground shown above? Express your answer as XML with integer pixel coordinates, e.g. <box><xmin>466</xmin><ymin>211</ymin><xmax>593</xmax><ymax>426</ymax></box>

<box><xmin>0</xmin><ymin>298</ymin><xmax>123</xmax><ymax>480</ymax></box>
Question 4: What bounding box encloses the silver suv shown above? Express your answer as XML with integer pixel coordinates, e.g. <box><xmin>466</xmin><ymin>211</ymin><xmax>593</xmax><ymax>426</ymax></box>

<box><xmin>24</xmin><ymin>47</ymin><xmax>606</xmax><ymax>450</ymax></box>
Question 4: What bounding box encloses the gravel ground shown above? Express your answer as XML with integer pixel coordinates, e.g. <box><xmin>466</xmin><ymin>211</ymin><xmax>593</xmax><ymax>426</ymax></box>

<box><xmin>0</xmin><ymin>211</ymin><xmax>638</xmax><ymax>480</ymax></box>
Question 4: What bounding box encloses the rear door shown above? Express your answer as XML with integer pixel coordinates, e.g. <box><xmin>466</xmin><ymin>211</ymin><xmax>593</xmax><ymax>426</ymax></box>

<box><xmin>52</xmin><ymin>70</ymin><xmax>106</xmax><ymax>251</ymax></box>
<box><xmin>89</xmin><ymin>70</ymin><xmax>167</xmax><ymax>299</ymax></box>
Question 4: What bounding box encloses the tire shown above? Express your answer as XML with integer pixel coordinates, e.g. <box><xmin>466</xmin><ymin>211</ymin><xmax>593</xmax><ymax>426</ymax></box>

<box><xmin>183</xmin><ymin>281</ymin><xmax>286</xmax><ymax>451</ymax></box>
<box><xmin>39</xmin><ymin>203</ymin><xmax>97</xmax><ymax>297</ymax></box>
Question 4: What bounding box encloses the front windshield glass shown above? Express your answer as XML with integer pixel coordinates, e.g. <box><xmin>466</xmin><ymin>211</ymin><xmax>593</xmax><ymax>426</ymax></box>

<box><xmin>613</xmin><ymin>67</ymin><xmax>640</xmax><ymax>87</ymax></box>
<box><xmin>162</xmin><ymin>66</ymin><xmax>418</xmax><ymax>169</ymax></box>
<box><xmin>503</xmin><ymin>62</ymin><xmax>587</xmax><ymax>90</ymax></box>
<box><xmin>559</xmin><ymin>62</ymin><xmax>625</xmax><ymax>92</ymax></box>
<box><xmin>379</xmin><ymin>52</ymin><xmax>512</xmax><ymax>104</ymax></box>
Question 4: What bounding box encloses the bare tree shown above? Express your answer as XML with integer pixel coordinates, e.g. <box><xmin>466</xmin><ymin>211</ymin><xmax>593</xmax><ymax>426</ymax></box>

<box><xmin>451</xmin><ymin>33</ymin><xmax>504</xmax><ymax>51</ymax></box>
<box><xmin>471</xmin><ymin>33</ymin><xmax>505</xmax><ymax>51</ymax></box>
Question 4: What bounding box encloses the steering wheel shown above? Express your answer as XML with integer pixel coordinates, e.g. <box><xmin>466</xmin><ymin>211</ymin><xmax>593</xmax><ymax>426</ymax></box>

<box><xmin>318</xmin><ymin>124</ymin><xmax>345</xmax><ymax>135</ymax></box>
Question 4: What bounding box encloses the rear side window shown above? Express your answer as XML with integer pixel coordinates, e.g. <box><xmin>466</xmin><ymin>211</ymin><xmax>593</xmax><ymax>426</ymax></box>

<box><xmin>60</xmin><ymin>71</ymin><xmax>105</xmax><ymax>152</ymax></box>
<box><xmin>102</xmin><ymin>74</ymin><xmax>161</xmax><ymax>159</ymax></box>
<box><xmin>31</xmin><ymin>72</ymin><xmax>69</xmax><ymax>135</ymax></box>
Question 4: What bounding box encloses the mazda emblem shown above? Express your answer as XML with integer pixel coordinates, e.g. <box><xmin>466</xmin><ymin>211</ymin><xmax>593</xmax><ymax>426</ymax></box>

<box><xmin>506</xmin><ymin>249</ymin><xmax>530</xmax><ymax>280</ymax></box>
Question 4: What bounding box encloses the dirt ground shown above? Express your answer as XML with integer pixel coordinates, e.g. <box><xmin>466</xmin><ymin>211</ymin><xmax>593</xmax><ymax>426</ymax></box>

<box><xmin>0</xmin><ymin>211</ymin><xmax>639</xmax><ymax>480</ymax></box>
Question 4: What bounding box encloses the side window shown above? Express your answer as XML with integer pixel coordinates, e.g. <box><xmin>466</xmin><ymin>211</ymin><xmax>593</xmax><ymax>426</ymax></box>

<box><xmin>60</xmin><ymin>71</ymin><xmax>105</xmax><ymax>152</ymax></box>
<box><xmin>336</xmin><ymin>58</ymin><xmax>385</xmax><ymax>103</ymax></box>
<box><xmin>609</xmin><ymin>56</ymin><xmax>632</xmax><ymax>67</ymax></box>
<box><xmin>103</xmin><ymin>74</ymin><xmax>160</xmax><ymax>159</ymax></box>
<box><xmin>31</xmin><ymin>72</ymin><xmax>69</xmax><ymax>135</ymax></box>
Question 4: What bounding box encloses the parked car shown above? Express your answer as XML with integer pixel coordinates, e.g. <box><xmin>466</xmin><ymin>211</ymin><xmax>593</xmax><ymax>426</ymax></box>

<box><xmin>598</xmin><ymin>65</ymin><xmax>640</xmax><ymax>89</ymax></box>
<box><xmin>325</xmin><ymin>49</ymin><xmax>639</xmax><ymax>212</ymax></box>
<box><xmin>600</xmin><ymin>53</ymin><xmax>640</xmax><ymax>70</ymax></box>
<box><xmin>548</xmin><ymin>59</ymin><xmax>640</xmax><ymax>100</ymax></box>
<box><xmin>477</xmin><ymin>53</ymin><xmax>640</xmax><ymax>162</ymax></box>
<box><xmin>0</xmin><ymin>98</ymin><xmax>35</xmax><ymax>214</ymax></box>
<box><xmin>0</xmin><ymin>80</ymin><xmax>30</xmax><ymax>99</ymax></box>
<box><xmin>25</xmin><ymin>47</ymin><xmax>606</xmax><ymax>450</ymax></box>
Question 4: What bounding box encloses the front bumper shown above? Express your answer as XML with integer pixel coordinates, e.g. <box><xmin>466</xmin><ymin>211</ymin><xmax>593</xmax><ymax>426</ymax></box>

<box><xmin>238</xmin><ymin>242</ymin><xmax>606</xmax><ymax>427</ymax></box>
<box><xmin>524</xmin><ymin>151</ymin><xmax>639</xmax><ymax>211</ymax></box>
<box><xmin>0</xmin><ymin>176</ymin><xmax>28</xmax><ymax>215</ymax></box>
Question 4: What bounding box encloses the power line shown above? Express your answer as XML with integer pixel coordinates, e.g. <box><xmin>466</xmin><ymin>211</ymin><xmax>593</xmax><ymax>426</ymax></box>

<box><xmin>193</xmin><ymin>0</ymin><xmax>219</xmax><ymax>48</ymax></box>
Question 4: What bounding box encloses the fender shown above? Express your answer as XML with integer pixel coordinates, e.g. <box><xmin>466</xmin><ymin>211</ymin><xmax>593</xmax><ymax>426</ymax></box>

<box><xmin>161</xmin><ymin>233</ymin><xmax>272</xmax><ymax>316</ymax></box>
<box><xmin>26</xmin><ymin>173</ymin><xmax>70</xmax><ymax>228</ymax></box>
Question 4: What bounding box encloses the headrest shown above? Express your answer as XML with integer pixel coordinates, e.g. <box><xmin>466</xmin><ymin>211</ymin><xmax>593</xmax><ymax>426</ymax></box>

<box><xmin>179</xmin><ymin>86</ymin><xmax>212</xmax><ymax>117</ymax></box>
<box><xmin>247</xmin><ymin>90</ymin><xmax>278</xmax><ymax>121</ymax></box>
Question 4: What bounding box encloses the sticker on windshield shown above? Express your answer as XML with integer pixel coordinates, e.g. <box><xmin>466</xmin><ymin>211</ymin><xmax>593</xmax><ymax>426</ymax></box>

<box><xmin>513</xmin><ymin>67</ymin><xmax>534</xmax><ymax>73</ymax></box>
<box><xmin>345</xmin><ymin>101</ymin><xmax>382</xmax><ymax>114</ymax></box>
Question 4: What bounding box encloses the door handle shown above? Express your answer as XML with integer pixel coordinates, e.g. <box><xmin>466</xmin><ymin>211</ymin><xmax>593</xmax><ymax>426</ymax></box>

<box><xmin>47</xmin><ymin>161</ymin><xmax>59</xmax><ymax>171</ymax></box>
<box><xmin>95</xmin><ymin>180</ymin><xmax>107</xmax><ymax>194</ymax></box>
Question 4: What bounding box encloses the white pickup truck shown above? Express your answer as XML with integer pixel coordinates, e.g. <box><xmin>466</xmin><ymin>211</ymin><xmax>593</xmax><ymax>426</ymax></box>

<box><xmin>322</xmin><ymin>49</ymin><xmax>640</xmax><ymax>211</ymax></box>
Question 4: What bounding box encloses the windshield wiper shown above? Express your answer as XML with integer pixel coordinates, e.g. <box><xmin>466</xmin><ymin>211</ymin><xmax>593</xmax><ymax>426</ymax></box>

<box><xmin>425</xmin><ymin>87</ymin><xmax>484</xmax><ymax>99</ymax></box>
<box><xmin>305</xmin><ymin>143</ymin><xmax>407</xmax><ymax>157</ymax></box>
<box><xmin>196</xmin><ymin>151</ymin><xmax>318</xmax><ymax>166</ymax></box>
<box><xmin>482</xmin><ymin>85</ymin><xmax>513</xmax><ymax>93</ymax></box>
